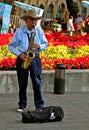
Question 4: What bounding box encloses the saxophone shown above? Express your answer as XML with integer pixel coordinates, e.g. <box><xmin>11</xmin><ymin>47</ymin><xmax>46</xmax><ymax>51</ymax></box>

<box><xmin>22</xmin><ymin>28</ymin><xmax>36</xmax><ymax>69</ymax></box>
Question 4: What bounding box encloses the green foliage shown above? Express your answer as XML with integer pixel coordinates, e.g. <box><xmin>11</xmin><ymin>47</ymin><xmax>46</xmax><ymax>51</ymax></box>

<box><xmin>66</xmin><ymin>0</ymin><xmax>73</xmax><ymax>14</ymax></box>
<box><xmin>70</xmin><ymin>2</ymin><xmax>79</xmax><ymax>18</ymax></box>
<box><xmin>66</xmin><ymin>0</ymin><xmax>79</xmax><ymax>19</ymax></box>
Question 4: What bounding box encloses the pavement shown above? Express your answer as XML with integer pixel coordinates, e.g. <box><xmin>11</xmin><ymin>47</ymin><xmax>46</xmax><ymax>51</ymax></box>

<box><xmin>0</xmin><ymin>92</ymin><xmax>89</xmax><ymax>130</ymax></box>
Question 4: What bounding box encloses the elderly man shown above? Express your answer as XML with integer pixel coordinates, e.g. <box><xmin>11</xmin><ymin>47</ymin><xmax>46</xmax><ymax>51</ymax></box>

<box><xmin>8</xmin><ymin>10</ymin><xmax>48</xmax><ymax>112</ymax></box>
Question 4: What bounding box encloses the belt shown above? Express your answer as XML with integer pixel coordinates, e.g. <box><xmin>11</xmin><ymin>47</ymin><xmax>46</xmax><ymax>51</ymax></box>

<box><xmin>35</xmin><ymin>53</ymin><xmax>39</xmax><ymax>57</ymax></box>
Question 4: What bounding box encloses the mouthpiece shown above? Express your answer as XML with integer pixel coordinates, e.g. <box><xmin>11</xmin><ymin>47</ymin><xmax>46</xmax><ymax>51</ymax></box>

<box><xmin>32</xmin><ymin>24</ymin><xmax>35</xmax><ymax>28</ymax></box>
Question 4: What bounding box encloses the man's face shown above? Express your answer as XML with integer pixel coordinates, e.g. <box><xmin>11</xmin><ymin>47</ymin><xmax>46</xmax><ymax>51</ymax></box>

<box><xmin>25</xmin><ymin>17</ymin><xmax>37</xmax><ymax>30</ymax></box>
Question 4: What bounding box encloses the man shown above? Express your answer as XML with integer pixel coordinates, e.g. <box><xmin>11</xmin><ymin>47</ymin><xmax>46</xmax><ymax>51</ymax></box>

<box><xmin>8</xmin><ymin>10</ymin><xmax>48</xmax><ymax>112</ymax></box>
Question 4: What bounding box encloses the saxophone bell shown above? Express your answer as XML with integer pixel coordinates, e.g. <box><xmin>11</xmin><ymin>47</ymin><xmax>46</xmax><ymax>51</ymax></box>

<box><xmin>21</xmin><ymin>50</ymin><xmax>35</xmax><ymax>69</ymax></box>
<box><xmin>27</xmin><ymin>50</ymin><xmax>35</xmax><ymax>58</ymax></box>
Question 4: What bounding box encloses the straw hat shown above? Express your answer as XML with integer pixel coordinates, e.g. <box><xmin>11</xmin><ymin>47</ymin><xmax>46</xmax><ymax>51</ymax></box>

<box><xmin>21</xmin><ymin>10</ymin><xmax>41</xmax><ymax>20</ymax></box>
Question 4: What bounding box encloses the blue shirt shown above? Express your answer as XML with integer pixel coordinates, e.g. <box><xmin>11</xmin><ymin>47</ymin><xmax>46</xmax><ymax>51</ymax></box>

<box><xmin>8</xmin><ymin>25</ymin><xmax>48</xmax><ymax>56</ymax></box>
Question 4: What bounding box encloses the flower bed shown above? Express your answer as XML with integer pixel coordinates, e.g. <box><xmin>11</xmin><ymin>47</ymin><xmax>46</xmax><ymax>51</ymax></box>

<box><xmin>0</xmin><ymin>31</ymin><xmax>89</xmax><ymax>70</ymax></box>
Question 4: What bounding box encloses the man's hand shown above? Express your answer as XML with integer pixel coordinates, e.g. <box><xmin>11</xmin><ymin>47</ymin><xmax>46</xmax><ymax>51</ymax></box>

<box><xmin>19</xmin><ymin>53</ymin><xmax>27</xmax><ymax>61</ymax></box>
<box><xmin>30</xmin><ymin>43</ymin><xmax>40</xmax><ymax>50</ymax></box>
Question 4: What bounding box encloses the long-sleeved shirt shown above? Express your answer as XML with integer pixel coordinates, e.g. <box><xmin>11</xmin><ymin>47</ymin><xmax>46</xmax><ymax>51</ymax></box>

<box><xmin>8</xmin><ymin>25</ymin><xmax>48</xmax><ymax>57</ymax></box>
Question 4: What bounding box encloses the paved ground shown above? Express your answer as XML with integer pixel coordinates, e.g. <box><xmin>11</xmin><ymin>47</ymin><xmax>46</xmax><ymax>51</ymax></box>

<box><xmin>0</xmin><ymin>92</ymin><xmax>89</xmax><ymax>130</ymax></box>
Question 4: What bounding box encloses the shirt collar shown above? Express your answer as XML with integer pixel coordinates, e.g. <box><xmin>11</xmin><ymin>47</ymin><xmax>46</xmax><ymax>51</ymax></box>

<box><xmin>22</xmin><ymin>25</ymin><xmax>35</xmax><ymax>33</ymax></box>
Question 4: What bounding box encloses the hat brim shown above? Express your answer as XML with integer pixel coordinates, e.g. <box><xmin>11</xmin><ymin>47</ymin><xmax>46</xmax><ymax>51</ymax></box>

<box><xmin>21</xmin><ymin>16</ymin><xmax>42</xmax><ymax>21</ymax></box>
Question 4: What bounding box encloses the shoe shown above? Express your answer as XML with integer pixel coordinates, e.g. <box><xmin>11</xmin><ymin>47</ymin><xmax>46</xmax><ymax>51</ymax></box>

<box><xmin>17</xmin><ymin>107</ymin><xmax>25</xmax><ymax>112</ymax></box>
